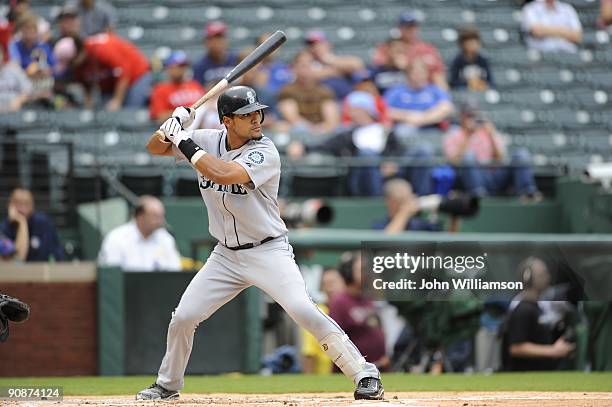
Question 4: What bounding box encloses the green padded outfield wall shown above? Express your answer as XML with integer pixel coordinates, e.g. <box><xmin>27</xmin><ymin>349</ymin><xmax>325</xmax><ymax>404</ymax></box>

<box><xmin>98</xmin><ymin>269</ymin><xmax>261</xmax><ymax>375</ymax></box>
<box><xmin>122</xmin><ymin>273</ymin><xmax>261</xmax><ymax>375</ymax></box>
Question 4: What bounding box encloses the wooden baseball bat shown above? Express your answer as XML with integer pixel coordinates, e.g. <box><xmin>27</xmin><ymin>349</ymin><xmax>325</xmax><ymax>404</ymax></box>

<box><xmin>152</xmin><ymin>30</ymin><xmax>287</xmax><ymax>140</ymax></box>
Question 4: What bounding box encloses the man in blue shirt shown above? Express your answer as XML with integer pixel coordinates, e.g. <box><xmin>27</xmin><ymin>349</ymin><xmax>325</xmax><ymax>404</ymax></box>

<box><xmin>0</xmin><ymin>188</ymin><xmax>64</xmax><ymax>262</ymax></box>
<box><xmin>192</xmin><ymin>21</ymin><xmax>239</xmax><ymax>87</ymax></box>
<box><xmin>383</xmin><ymin>59</ymin><xmax>454</xmax><ymax>195</ymax></box>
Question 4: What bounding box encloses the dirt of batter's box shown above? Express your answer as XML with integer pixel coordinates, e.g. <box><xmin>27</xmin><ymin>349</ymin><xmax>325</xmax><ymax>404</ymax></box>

<box><xmin>5</xmin><ymin>391</ymin><xmax>612</xmax><ymax>407</ymax></box>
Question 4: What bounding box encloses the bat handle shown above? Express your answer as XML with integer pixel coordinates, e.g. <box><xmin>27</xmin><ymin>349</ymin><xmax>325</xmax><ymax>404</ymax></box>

<box><xmin>191</xmin><ymin>79</ymin><xmax>229</xmax><ymax>110</ymax></box>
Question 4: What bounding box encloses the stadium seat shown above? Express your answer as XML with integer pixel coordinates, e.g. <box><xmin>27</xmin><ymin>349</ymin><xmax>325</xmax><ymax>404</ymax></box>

<box><xmin>289</xmin><ymin>167</ymin><xmax>348</xmax><ymax>197</ymax></box>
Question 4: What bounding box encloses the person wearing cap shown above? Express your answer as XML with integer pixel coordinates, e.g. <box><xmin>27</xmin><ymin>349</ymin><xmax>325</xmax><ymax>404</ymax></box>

<box><xmin>277</xmin><ymin>50</ymin><xmax>340</xmax><ymax>137</ymax></box>
<box><xmin>449</xmin><ymin>27</ymin><xmax>494</xmax><ymax>91</ymax></box>
<box><xmin>150</xmin><ymin>51</ymin><xmax>205</xmax><ymax>123</ymax></box>
<box><xmin>54</xmin><ymin>6</ymin><xmax>81</xmax><ymax>43</ymax></box>
<box><xmin>341</xmin><ymin>70</ymin><xmax>389</xmax><ymax>127</ymax></box>
<box><xmin>192</xmin><ymin>21</ymin><xmax>239</xmax><ymax>87</ymax></box>
<box><xmin>53</xmin><ymin>32</ymin><xmax>151</xmax><ymax>110</ymax></box>
<box><xmin>368</xmin><ymin>37</ymin><xmax>409</xmax><ymax>95</ymax></box>
<box><xmin>372</xmin><ymin>11</ymin><xmax>447</xmax><ymax>90</ymax></box>
<box><xmin>65</xmin><ymin>0</ymin><xmax>116</xmax><ymax>37</ymax></box>
<box><xmin>295</xmin><ymin>91</ymin><xmax>402</xmax><ymax>196</ymax></box>
<box><xmin>304</xmin><ymin>30</ymin><xmax>365</xmax><ymax>100</ymax></box>
<box><xmin>0</xmin><ymin>187</ymin><xmax>64</xmax><ymax>262</ymax></box>
<box><xmin>443</xmin><ymin>102</ymin><xmax>541</xmax><ymax>200</ymax></box>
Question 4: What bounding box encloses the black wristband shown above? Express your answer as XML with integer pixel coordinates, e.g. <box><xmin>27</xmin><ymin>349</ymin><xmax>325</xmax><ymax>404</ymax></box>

<box><xmin>178</xmin><ymin>138</ymin><xmax>203</xmax><ymax>161</ymax></box>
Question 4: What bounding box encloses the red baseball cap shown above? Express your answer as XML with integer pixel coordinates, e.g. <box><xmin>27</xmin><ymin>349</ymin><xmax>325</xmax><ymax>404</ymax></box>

<box><xmin>205</xmin><ymin>21</ymin><xmax>227</xmax><ymax>38</ymax></box>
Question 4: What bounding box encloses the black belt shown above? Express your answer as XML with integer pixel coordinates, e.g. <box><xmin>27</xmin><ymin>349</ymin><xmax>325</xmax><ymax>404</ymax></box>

<box><xmin>225</xmin><ymin>236</ymin><xmax>277</xmax><ymax>251</ymax></box>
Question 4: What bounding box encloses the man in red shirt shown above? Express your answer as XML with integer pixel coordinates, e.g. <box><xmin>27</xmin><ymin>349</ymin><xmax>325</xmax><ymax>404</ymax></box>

<box><xmin>373</xmin><ymin>11</ymin><xmax>447</xmax><ymax>90</ymax></box>
<box><xmin>53</xmin><ymin>32</ymin><xmax>151</xmax><ymax>110</ymax></box>
<box><xmin>329</xmin><ymin>252</ymin><xmax>389</xmax><ymax>371</ymax></box>
<box><xmin>149</xmin><ymin>51</ymin><xmax>204</xmax><ymax>123</ymax></box>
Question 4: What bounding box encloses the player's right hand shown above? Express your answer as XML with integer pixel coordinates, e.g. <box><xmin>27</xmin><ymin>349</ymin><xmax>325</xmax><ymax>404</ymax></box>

<box><xmin>160</xmin><ymin>117</ymin><xmax>182</xmax><ymax>142</ymax></box>
<box><xmin>172</xmin><ymin>106</ymin><xmax>195</xmax><ymax>129</ymax></box>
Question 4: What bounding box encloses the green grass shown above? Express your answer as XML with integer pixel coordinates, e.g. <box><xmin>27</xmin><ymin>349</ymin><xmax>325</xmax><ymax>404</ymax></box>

<box><xmin>0</xmin><ymin>373</ymin><xmax>611</xmax><ymax>396</ymax></box>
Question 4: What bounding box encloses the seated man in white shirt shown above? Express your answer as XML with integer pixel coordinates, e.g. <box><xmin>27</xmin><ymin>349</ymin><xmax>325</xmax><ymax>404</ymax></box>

<box><xmin>522</xmin><ymin>0</ymin><xmax>583</xmax><ymax>53</ymax></box>
<box><xmin>98</xmin><ymin>196</ymin><xmax>182</xmax><ymax>271</ymax></box>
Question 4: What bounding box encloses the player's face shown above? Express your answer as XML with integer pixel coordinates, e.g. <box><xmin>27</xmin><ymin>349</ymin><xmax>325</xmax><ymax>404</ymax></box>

<box><xmin>228</xmin><ymin>111</ymin><xmax>263</xmax><ymax>141</ymax></box>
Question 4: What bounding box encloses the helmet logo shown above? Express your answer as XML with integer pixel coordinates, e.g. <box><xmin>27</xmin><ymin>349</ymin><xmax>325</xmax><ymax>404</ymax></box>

<box><xmin>246</xmin><ymin>91</ymin><xmax>256</xmax><ymax>104</ymax></box>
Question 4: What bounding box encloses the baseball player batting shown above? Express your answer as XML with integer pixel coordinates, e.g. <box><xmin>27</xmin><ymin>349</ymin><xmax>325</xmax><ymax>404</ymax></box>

<box><xmin>136</xmin><ymin>86</ymin><xmax>384</xmax><ymax>401</ymax></box>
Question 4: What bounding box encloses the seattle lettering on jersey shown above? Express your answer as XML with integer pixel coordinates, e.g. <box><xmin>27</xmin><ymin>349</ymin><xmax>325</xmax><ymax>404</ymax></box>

<box><xmin>199</xmin><ymin>176</ymin><xmax>248</xmax><ymax>195</ymax></box>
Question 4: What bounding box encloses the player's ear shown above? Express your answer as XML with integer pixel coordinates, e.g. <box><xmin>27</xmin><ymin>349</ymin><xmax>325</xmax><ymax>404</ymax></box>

<box><xmin>223</xmin><ymin>115</ymin><xmax>232</xmax><ymax>127</ymax></box>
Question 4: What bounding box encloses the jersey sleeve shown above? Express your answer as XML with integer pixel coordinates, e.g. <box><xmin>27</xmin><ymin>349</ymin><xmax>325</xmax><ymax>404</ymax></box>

<box><xmin>234</xmin><ymin>141</ymin><xmax>280</xmax><ymax>190</ymax></box>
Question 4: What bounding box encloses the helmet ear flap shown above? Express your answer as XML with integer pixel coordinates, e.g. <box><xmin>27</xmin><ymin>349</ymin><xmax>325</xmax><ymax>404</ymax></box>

<box><xmin>260</xmin><ymin>110</ymin><xmax>265</xmax><ymax>124</ymax></box>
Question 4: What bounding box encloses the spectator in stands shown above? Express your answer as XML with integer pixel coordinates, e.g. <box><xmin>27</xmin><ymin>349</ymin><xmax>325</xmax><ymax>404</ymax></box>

<box><xmin>277</xmin><ymin>50</ymin><xmax>340</xmax><ymax>137</ymax></box>
<box><xmin>53</xmin><ymin>33</ymin><xmax>151</xmax><ymax>110</ymax></box>
<box><xmin>443</xmin><ymin>101</ymin><xmax>541</xmax><ymax>200</ymax></box>
<box><xmin>319</xmin><ymin>91</ymin><xmax>398</xmax><ymax>196</ymax></box>
<box><xmin>329</xmin><ymin>252</ymin><xmax>389</xmax><ymax>371</ymax></box>
<box><xmin>0</xmin><ymin>50</ymin><xmax>32</xmax><ymax>112</ymax></box>
<box><xmin>0</xmin><ymin>187</ymin><xmax>64</xmax><ymax>262</ymax></box>
<box><xmin>304</xmin><ymin>30</ymin><xmax>365</xmax><ymax>100</ymax></box>
<box><xmin>449</xmin><ymin>27</ymin><xmax>494</xmax><ymax>91</ymax></box>
<box><xmin>5</xmin><ymin>0</ymin><xmax>50</xmax><ymax>43</ymax></box>
<box><xmin>373</xmin><ymin>11</ymin><xmax>448</xmax><ymax>90</ymax></box>
<box><xmin>373</xmin><ymin>179</ymin><xmax>441</xmax><ymax>233</ymax></box>
<box><xmin>0</xmin><ymin>16</ymin><xmax>11</xmax><ymax>62</ymax></box>
<box><xmin>98</xmin><ymin>196</ymin><xmax>181</xmax><ymax>272</ymax></box>
<box><xmin>599</xmin><ymin>0</ymin><xmax>612</xmax><ymax>29</ymax></box>
<box><xmin>301</xmin><ymin>268</ymin><xmax>346</xmax><ymax>374</ymax></box>
<box><xmin>9</xmin><ymin>14</ymin><xmax>55</xmax><ymax>72</ymax></box>
<box><xmin>503</xmin><ymin>257</ymin><xmax>575</xmax><ymax>371</ymax></box>
<box><xmin>369</xmin><ymin>37</ymin><xmax>408</xmax><ymax>95</ymax></box>
<box><xmin>54</xmin><ymin>6</ymin><xmax>81</xmax><ymax>42</ymax></box>
<box><xmin>384</xmin><ymin>59</ymin><xmax>453</xmax><ymax>195</ymax></box>
<box><xmin>9</xmin><ymin>14</ymin><xmax>54</xmax><ymax>108</ymax></box>
<box><xmin>251</xmin><ymin>32</ymin><xmax>292</xmax><ymax>97</ymax></box>
<box><xmin>521</xmin><ymin>0</ymin><xmax>583</xmax><ymax>53</ymax></box>
<box><xmin>385</xmin><ymin>59</ymin><xmax>454</xmax><ymax>134</ymax></box>
<box><xmin>149</xmin><ymin>50</ymin><xmax>205</xmax><ymax>123</ymax></box>
<box><xmin>66</xmin><ymin>0</ymin><xmax>116</xmax><ymax>37</ymax></box>
<box><xmin>193</xmin><ymin>21</ymin><xmax>239</xmax><ymax>87</ymax></box>
<box><xmin>341</xmin><ymin>70</ymin><xmax>390</xmax><ymax>128</ymax></box>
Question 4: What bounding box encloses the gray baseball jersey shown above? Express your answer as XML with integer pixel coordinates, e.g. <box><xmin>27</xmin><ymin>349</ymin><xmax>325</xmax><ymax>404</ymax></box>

<box><xmin>173</xmin><ymin>129</ymin><xmax>288</xmax><ymax>247</ymax></box>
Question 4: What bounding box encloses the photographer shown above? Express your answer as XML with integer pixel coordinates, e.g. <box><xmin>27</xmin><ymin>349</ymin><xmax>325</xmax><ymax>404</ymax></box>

<box><xmin>503</xmin><ymin>257</ymin><xmax>575</xmax><ymax>371</ymax></box>
<box><xmin>374</xmin><ymin>178</ymin><xmax>479</xmax><ymax>234</ymax></box>
<box><xmin>443</xmin><ymin>102</ymin><xmax>541</xmax><ymax>201</ymax></box>
<box><xmin>373</xmin><ymin>179</ymin><xmax>442</xmax><ymax>233</ymax></box>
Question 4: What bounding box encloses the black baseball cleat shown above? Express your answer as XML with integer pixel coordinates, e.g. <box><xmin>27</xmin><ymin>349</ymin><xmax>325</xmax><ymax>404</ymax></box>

<box><xmin>354</xmin><ymin>377</ymin><xmax>384</xmax><ymax>400</ymax></box>
<box><xmin>136</xmin><ymin>383</ymin><xmax>179</xmax><ymax>400</ymax></box>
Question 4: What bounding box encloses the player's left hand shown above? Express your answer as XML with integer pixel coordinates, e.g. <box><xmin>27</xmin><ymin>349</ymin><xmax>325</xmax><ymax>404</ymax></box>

<box><xmin>172</xmin><ymin>106</ymin><xmax>195</xmax><ymax>129</ymax></box>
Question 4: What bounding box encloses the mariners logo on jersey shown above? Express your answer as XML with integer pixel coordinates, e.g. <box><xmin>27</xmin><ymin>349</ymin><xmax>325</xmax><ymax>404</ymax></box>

<box><xmin>247</xmin><ymin>150</ymin><xmax>265</xmax><ymax>165</ymax></box>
